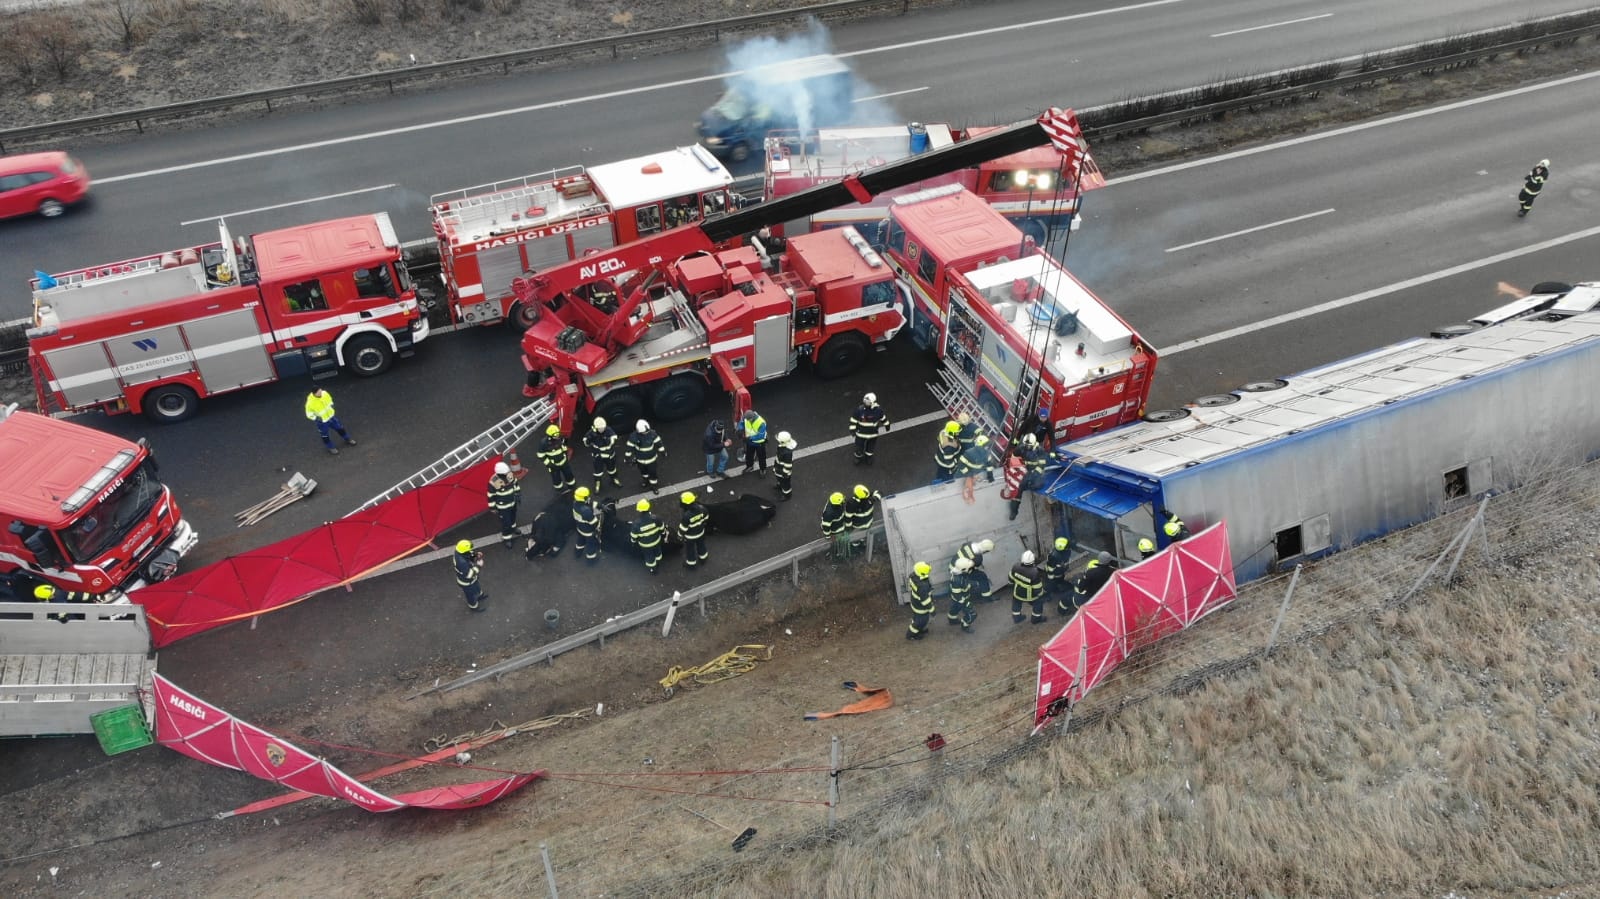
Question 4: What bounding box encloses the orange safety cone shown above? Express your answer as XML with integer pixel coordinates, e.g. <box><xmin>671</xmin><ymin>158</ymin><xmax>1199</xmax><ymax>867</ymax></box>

<box><xmin>505</xmin><ymin>448</ymin><xmax>527</xmax><ymax>480</ymax></box>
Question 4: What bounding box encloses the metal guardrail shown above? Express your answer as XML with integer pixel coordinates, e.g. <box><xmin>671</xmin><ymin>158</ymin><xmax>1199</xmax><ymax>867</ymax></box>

<box><xmin>412</xmin><ymin>525</ymin><xmax>885</xmax><ymax>697</ymax></box>
<box><xmin>0</xmin><ymin>0</ymin><xmax>915</xmax><ymax>150</ymax></box>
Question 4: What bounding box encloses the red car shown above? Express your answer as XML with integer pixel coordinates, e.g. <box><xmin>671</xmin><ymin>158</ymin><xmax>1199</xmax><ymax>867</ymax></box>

<box><xmin>0</xmin><ymin>151</ymin><xmax>91</xmax><ymax>220</ymax></box>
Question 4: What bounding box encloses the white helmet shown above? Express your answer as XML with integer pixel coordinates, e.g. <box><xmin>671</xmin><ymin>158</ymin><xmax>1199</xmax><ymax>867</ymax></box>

<box><xmin>592</xmin><ymin>417</ymin><xmax>607</xmax><ymax>431</ymax></box>
<box><xmin>1021</xmin><ymin>550</ymin><xmax>1036</xmax><ymax>564</ymax></box>
<box><xmin>777</xmin><ymin>430</ymin><xmax>794</xmax><ymax>447</ymax></box>
<box><xmin>1021</xmin><ymin>433</ymin><xmax>1038</xmax><ymax>448</ymax></box>
<box><xmin>636</xmin><ymin>419</ymin><xmax>650</xmax><ymax>433</ymax></box>
<box><xmin>863</xmin><ymin>392</ymin><xmax>877</xmax><ymax>405</ymax></box>
<box><xmin>953</xmin><ymin>557</ymin><xmax>973</xmax><ymax>572</ymax></box>
<box><xmin>1539</xmin><ymin>158</ymin><xmax>1550</xmax><ymax>168</ymax></box>
<box><xmin>978</xmin><ymin>539</ymin><xmax>995</xmax><ymax>553</ymax></box>
<box><xmin>493</xmin><ymin>461</ymin><xmax>510</xmax><ymax>475</ymax></box>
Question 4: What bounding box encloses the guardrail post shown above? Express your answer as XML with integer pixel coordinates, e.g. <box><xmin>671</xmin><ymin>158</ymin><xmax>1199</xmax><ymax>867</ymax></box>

<box><xmin>539</xmin><ymin>842</ymin><xmax>559</xmax><ymax>899</ymax></box>
<box><xmin>791</xmin><ymin>556</ymin><xmax>800</xmax><ymax>587</ymax></box>
<box><xmin>598</xmin><ymin>628</ymin><xmax>605</xmax><ymax>650</ymax></box>
<box><xmin>698</xmin><ymin>594</ymin><xmax>707</xmax><ymax>617</ymax></box>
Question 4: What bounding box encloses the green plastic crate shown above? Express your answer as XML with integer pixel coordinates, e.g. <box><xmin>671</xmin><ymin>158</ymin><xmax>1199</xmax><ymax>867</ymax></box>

<box><xmin>90</xmin><ymin>704</ymin><xmax>153</xmax><ymax>756</ymax></box>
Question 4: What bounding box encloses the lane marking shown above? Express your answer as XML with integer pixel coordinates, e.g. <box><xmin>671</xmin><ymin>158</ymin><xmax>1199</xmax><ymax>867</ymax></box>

<box><xmin>1164</xmin><ymin>208</ymin><xmax>1335</xmax><ymax>253</ymax></box>
<box><xmin>854</xmin><ymin>86</ymin><xmax>929</xmax><ymax>103</ymax></box>
<box><xmin>177</xmin><ymin>184</ymin><xmax>397</xmax><ymax>225</ymax></box>
<box><xmin>1156</xmin><ymin>224</ymin><xmax>1600</xmax><ymax>357</ymax></box>
<box><xmin>93</xmin><ymin>0</ymin><xmax>1185</xmax><ymax>185</ymax></box>
<box><xmin>1104</xmin><ymin>69</ymin><xmax>1600</xmax><ymax>187</ymax></box>
<box><xmin>1210</xmin><ymin>13</ymin><xmax>1332</xmax><ymax>39</ymax></box>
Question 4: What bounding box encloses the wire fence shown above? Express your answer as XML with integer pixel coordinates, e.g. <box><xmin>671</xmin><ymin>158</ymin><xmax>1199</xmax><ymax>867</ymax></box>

<box><xmin>422</xmin><ymin>456</ymin><xmax>1600</xmax><ymax>897</ymax></box>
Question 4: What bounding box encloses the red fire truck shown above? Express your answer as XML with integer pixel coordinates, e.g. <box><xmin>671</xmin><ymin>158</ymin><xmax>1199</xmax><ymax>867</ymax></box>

<box><xmin>0</xmin><ymin>404</ymin><xmax>197</xmax><ymax>599</ymax></box>
<box><xmin>27</xmin><ymin>214</ymin><xmax>429</xmax><ymax>423</ymax></box>
<box><xmin>764</xmin><ymin>122</ymin><xmax>1106</xmax><ymax>246</ymax></box>
<box><xmin>883</xmin><ymin>184</ymin><xmax>1155</xmax><ymax>449</ymax></box>
<box><xmin>429</xmin><ymin>145</ymin><xmax>740</xmax><ymax>328</ymax></box>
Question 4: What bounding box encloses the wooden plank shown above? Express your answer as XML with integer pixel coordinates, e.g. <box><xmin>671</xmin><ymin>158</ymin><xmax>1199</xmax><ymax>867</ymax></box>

<box><xmin>0</xmin><ymin>655</ymin><xmax>21</xmax><ymax>685</ymax></box>
<box><xmin>87</xmin><ymin>654</ymin><xmax>108</xmax><ymax>701</ymax></box>
<box><xmin>17</xmin><ymin>657</ymin><xmax>40</xmax><ymax>698</ymax></box>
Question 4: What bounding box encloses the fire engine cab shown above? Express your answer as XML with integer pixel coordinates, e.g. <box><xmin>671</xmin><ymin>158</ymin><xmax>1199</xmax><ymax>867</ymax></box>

<box><xmin>430</xmin><ymin>145</ymin><xmax>739</xmax><ymax>328</ymax></box>
<box><xmin>28</xmin><ymin>214</ymin><xmax>427</xmax><ymax>423</ymax></box>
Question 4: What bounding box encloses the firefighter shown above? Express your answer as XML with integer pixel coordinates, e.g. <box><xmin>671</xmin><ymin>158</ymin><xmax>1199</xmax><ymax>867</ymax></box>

<box><xmin>630</xmin><ymin>499</ymin><xmax>664</xmax><ymax>576</ymax></box>
<box><xmin>933</xmin><ymin>424</ymin><xmax>962</xmax><ymax>484</ymax></box>
<box><xmin>626</xmin><ymin>419</ymin><xmax>666</xmax><ymax>491</ymax></box>
<box><xmin>1159</xmin><ymin>507</ymin><xmax>1192</xmax><ymax>543</ymax></box>
<box><xmin>584</xmin><ymin>416</ymin><xmax>623</xmax><ymax>490</ymax></box>
<box><xmin>954</xmin><ymin>538</ymin><xmax>995</xmax><ymax>597</ymax></box>
<box><xmin>453</xmin><ymin>539</ymin><xmax>487</xmax><ymax>612</ymax></box>
<box><xmin>1009</xmin><ymin>550</ymin><xmax>1046</xmax><ymax>624</ymax></box>
<box><xmin>774</xmin><ymin>431</ymin><xmax>797</xmax><ymax>501</ymax></box>
<box><xmin>1043</xmin><ymin>536</ymin><xmax>1073</xmax><ymax>601</ymax></box>
<box><xmin>844</xmin><ymin>484</ymin><xmax>881</xmax><ymax>532</ymax></box>
<box><xmin>820</xmin><ymin>491</ymin><xmax>850</xmax><ymax>559</ymax></box>
<box><xmin>487</xmin><ymin>460</ymin><xmax>521</xmax><ymax>546</ymax></box>
<box><xmin>1001</xmin><ymin>452</ymin><xmax>1028</xmax><ymax>521</ymax></box>
<box><xmin>537</xmin><ymin>424</ymin><xmax>577</xmax><ymax>493</ymax></box>
<box><xmin>905</xmin><ymin>561</ymin><xmax>934</xmax><ymax>640</ymax></box>
<box><xmin>955</xmin><ymin>412</ymin><xmax>983</xmax><ymax>451</ymax></box>
<box><xmin>741</xmin><ymin>409</ymin><xmax>769</xmax><ymax>476</ymax></box>
<box><xmin>34</xmin><ymin>583</ymin><xmax>91</xmax><ymax>622</ymax></box>
<box><xmin>678</xmin><ymin>491</ymin><xmax>710</xmax><ymax>569</ymax></box>
<box><xmin>849</xmin><ymin>392</ymin><xmax>890</xmax><ymax>466</ymax></box>
<box><xmin>1018</xmin><ymin>432</ymin><xmax>1050</xmax><ymax>477</ymax></box>
<box><xmin>1518</xmin><ymin>159</ymin><xmax>1550</xmax><ymax>217</ymax></box>
<box><xmin>1066</xmin><ymin>551</ymin><xmax>1118</xmax><ymax>616</ymax></box>
<box><xmin>946</xmin><ymin>557</ymin><xmax>978</xmax><ymax>632</ymax></box>
<box><xmin>1138</xmin><ymin>537</ymin><xmax>1158</xmax><ymax>560</ymax></box>
<box><xmin>304</xmin><ymin>387</ymin><xmax>356</xmax><ymax>456</ymax></box>
<box><xmin>958</xmin><ymin>433</ymin><xmax>995</xmax><ymax>503</ymax></box>
<box><xmin>572</xmin><ymin>486</ymin><xmax>602</xmax><ymax>564</ymax></box>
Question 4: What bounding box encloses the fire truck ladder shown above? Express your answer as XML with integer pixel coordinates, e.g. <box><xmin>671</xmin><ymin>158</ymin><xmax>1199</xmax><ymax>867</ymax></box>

<box><xmin>46</xmin><ymin>255</ymin><xmax>167</xmax><ymax>290</ymax></box>
<box><xmin>929</xmin><ymin>363</ymin><xmax>1013</xmax><ymax>456</ymax></box>
<box><xmin>348</xmin><ymin>397</ymin><xmax>556</xmax><ymax>514</ymax></box>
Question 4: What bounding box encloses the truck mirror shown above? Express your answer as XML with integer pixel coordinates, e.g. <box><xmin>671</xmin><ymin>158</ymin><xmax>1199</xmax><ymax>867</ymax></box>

<box><xmin>23</xmin><ymin>529</ymin><xmax>64</xmax><ymax>570</ymax></box>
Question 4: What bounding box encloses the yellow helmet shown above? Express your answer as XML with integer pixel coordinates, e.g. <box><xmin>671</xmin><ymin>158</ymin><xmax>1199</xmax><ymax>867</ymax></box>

<box><xmin>681</xmin><ymin>491</ymin><xmax>696</xmax><ymax>505</ymax></box>
<box><xmin>456</xmin><ymin>539</ymin><xmax>473</xmax><ymax>553</ymax></box>
<box><xmin>913</xmin><ymin>561</ymin><xmax>931</xmax><ymax>577</ymax></box>
<box><xmin>829</xmin><ymin>492</ymin><xmax>844</xmax><ymax>505</ymax></box>
<box><xmin>545</xmin><ymin>424</ymin><xmax>560</xmax><ymax>437</ymax></box>
<box><xmin>574</xmin><ymin>486</ymin><xmax>591</xmax><ymax>501</ymax></box>
<box><xmin>1055</xmin><ymin>536</ymin><xmax>1069</xmax><ymax>551</ymax></box>
<box><xmin>945</xmin><ymin>421</ymin><xmax>961</xmax><ymax>434</ymax></box>
<box><xmin>853</xmin><ymin>484</ymin><xmax>869</xmax><ymax>499</ymax></box>
<box><xmin>33</xmin><ymin>583</ymin><xmax>56</xmax><ymax>600</ymax></box>
<box><xmin>636</xmin><ymin>499</ymin><xmax>651</xmax><ymax>513</ymax></box>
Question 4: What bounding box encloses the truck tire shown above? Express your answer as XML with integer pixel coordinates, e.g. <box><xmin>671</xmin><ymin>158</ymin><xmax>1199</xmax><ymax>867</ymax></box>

<box><xmin>814</xmin><ymin>332</ymin><xmax>869</xmax><ymax>380</ymax></box>
<box><xmin>144</xmin><ymin>384</ymin><xmax>199</xmax><ymax>423</ymax></box>
<box><xmin>593</xmin><ymin>390</ymin><xmax>645</xmax><ymax>434</ymax></box>
<box><xmin>345</xmin><ymin>334</ymin><xmax>393</xmax><ymax>376</ymax></box>
<box><xmin>510</xmin><ymin>301</ymin><xmax>541</xmax><ymax>330</ymax></box>
<box><xmin>649</xmin><ymin>375</ymin><xmax>707</xmax><ymax>422</ymax></box>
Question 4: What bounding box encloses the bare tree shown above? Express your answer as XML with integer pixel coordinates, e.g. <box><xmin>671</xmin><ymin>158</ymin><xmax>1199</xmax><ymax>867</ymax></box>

<box><xmin>99</xmin><ymin>0</ymin><xmax>148</xmax><ymax>51</ymax></box>
<box><xmin>348</xmin><ymin>0</ymin><xmax>384</xmax><ymax>25</ymax></box>
<box><xmin>33</xmin><ymin>13</ymin><xmax>89</xmax><ymax>83</ymax></box>
<box><xmin>0</xmin><ymin>20</ymin><xmax>42</xmax><ymax>85</ymax></box>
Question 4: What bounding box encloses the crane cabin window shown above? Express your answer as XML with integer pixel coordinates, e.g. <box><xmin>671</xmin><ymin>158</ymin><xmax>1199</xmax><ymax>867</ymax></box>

<box><xmin>283</xmin><ymin>279</ymin><xmax>328</xmax><ymax>313</ymax></box>
<box><xmin>353</xmin><ymin>265</ymin><xmax>396</xmax><ymax>299</ymax></box>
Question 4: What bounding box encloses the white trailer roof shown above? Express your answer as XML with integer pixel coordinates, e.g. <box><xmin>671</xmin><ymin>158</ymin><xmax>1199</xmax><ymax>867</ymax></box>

<box><xmin>587</xmin><ymin>145</ymin><xmax>733</xmax><ymax>210</ymax></box>
<box><xmin>774</xmin><ymin>124</ymin><xmax>955</xmax><ymax>180</ymax></box>
<box><xmin>1064</xmin><ymin>313</ymin><xmax>1600</xmax><ymax>477</ymax></box>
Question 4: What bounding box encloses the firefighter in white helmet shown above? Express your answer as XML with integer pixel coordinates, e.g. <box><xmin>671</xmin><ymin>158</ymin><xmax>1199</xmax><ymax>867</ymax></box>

<box><xmin>774</xmin><ymin>431</ymin><xmax>798</xmax><ymax>501</ymax></box>
<box><xmin>626</xmin><ymin>419</ymin><xmax>665</xmax><ymax>491</ymax></box>
<box><xmin>584</xmin><ymin>416</ymin><xmax>623</xmax><ymax>490</ymax></box>
<box><xmin>849</xmin><ymin>392</ymin><xmax>889</xmax><ymax>466</ymax></box>
<box><xmin>1009</xmin><ymin>549</ymin><xmax>1046</xmax><ymax>625</ymax></box>
<box><xmin>487</xmin><ymin>460</ymin><xmax>521</xmax><ymax>546</ymax></box>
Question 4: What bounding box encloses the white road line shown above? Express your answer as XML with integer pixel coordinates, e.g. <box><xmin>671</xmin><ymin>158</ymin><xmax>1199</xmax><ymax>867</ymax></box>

<box><xmin>93</xmin><ymin>0</ymin><xmax>1184</xmax><ymax>185</ymax></box>
<box><xmin>1156</xmin><ymin>224</ymin><xmax>1600</xmax><ymax>357</ymax></box>
<box><xmin>177</xmin><ymin>184</ymin><xmax>397</xmax><ymax>225</ymax></box>
<box><xmin>855</xmin><ymin>87</ymin><xmax>929</xmax><ymax>103</ymax></box>
<box><xmin>1105</xmin><ymin>69</ymin><xmax>1600</xmax><ymax>187</ymax></box>
<box><xmin>1164</xmin><ymin>208</ymin><xmax>1335</xmax><ymax>253</ymax></box>
<box><xmin>1210</xmin><ymin>13</ymin><xmax>1332</xmax><ymax>39</ymax></box>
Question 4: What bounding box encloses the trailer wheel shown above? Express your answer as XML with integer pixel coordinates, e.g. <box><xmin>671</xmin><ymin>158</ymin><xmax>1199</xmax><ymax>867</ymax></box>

<box><xmin>345</xmin><ymin>334</ymin><xmax>393</xmax><ymax>376</ymax></box>
<box><xmin>1141</xmin><ymin>408</ymin><xmax>1191</xmax><ymax>423</ymax></box>
<box><xmin>814</xmin><ymin>332</ymin><xmax>870</xmax><ymax>380</ymax></box>
<box><xmin>1429</xmin><ymin>323</ymin><xmax>1480</xmax><ymax>339</ymax></box>
<box><xmin>1194</xmin><ymin>394</ymin><xmax>1240</xmax><ymax>407</ymax></box>
<box><xmin>1238</xmin><ymin>379</ymin><xmax>1289</xmax><ymax>393</ymax></box>
<box><xmin>510</xmin><ymin>301</ymin><xmax>541</xmax><ymax>330</ymax></box>
<box><xmin>650</xmin><ymin>375</ymin><xmax>707</xmax><ymax>422</ymax></box>
<box><xmin>144</xmin><ymin>384</ymin><xmax>199</xmax><ymax>423</ymax></box>
<box><xmin>593</xmin><ymin>390</ymin><xmax>645</xmax><ymax>434</ymax></box>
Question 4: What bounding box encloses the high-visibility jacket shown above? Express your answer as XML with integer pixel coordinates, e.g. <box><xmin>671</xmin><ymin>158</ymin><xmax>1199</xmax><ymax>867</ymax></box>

<box><xmin>304</xmin><ymin>391</ymin><xmax>337</xmax><ymax>422</ymax></box>
<box><xmin>958</xmin><ymin>442</ymin><xmax>992</xmax><ymax>477</ymax></box>
<box><xmin>907</xmin><ymin>573</ymin><xmax>934</xmax><ymax>614</ymax></box>
<box><xmin>956</xmin><ymin>543</ymin><xmax>986</xmax><ymax>569</ymax></box>
<box><xmin>956</xmin><ymin>421</ymin><xmax>982</xmax><ymax>450</ymax></box>
<box><xmin>775</xmin><ymin>445</ymin><xmax>794</xmax><ymax>478</ymax></box>
<box><xmin>1073</xmin><ymin>559</ymin><xmax>1116</xmax><ymax>601</ymax></box>
<box><xmin>1044</xmin><ymin>545</ymin><xmax>1072</xmax><ymax>583</ymax></box>
<box><xmin>573</xmin><ymin>499</ymin><xmax>599</xmax><ymax>539</ymax></box>
<box><xmin>1022</xmin><ymin>445</ymin><xmax>1050</xmax><ymax>475</ymax></box>
<box><xmin>1162</xmin><ymin>512</ymin><xmax>1191</xmax><ymax>541</ymax></box>
<box><xmin>742</xmin><ymin>414</ymin><xmax>768</xmax><ymax>445</ymax></box>
<box><xmin>849</xmin><ymin>403</ymin><xmax>889</xmax><ymax>437</ymax></box>
<box><xmin>934</xmin><ymin>437</ymin><xmax>961</xmax><ymax>472</ymax></box>
<box><xmin>627</xmin><ymin>429</ymin><xmax>664</xmax><ymax>465</ymax></box>
<box><xmin>844</xmin><ymin>490</ymin><xmax>880</xmax><ymax>530</ymax></box>
<box><xmin>584</xmin><ymin>427</ymin><xmax>619</xmax><ymax>461</ymax></box>
<box><xmin>488</xmin><ymin>473</ymin><xmax>520</xmax><ymax>511</ymax></box>
<box><xmin>453</xmin><ymin>552</ymin><xmax>480</xmax><ymax>586</ymax></box>
<box><xmin>537</xmin><ymin>434</ymin><xmax>570</xmax><ymax>469</ymax></box>
<box><xmin>35</xmin><ymin>587</ymin><xmax>93</xmax><ymax>603</ymax></box>
<box><xmin>948</xmin><ymin>568</ymin><xmax>976</xmax><ymax>606</ymax></box>
<box><xmin>678</xmin><ymin>504</ymin><xmax>709</xmax><ymax>540</ymax></box>
<box><xmin>631</xmin><ymin>513</ymin><xmax>663</xmax><ymax>548</ymax></box>
<box><xmin>1523</xmin><ymin>168</ymin><xmax>1547</xmax><ymax>197</ymax></box>
<box><xmin>1010</xmin><ymin>562</ymin><xmax>1044</xmax><ymax>603</ymax></box>
<box><xmin>820</xmin><ymin>502</ymin><xmax>849</xmax><ymax>536</ymax></box>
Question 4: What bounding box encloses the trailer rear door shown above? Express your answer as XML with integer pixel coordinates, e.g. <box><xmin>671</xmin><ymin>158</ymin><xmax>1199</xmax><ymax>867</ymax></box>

<box><xmin>1042</xmin><ymin>471</ymin><xmax>1150</xmax><ymax>559</ymax></box>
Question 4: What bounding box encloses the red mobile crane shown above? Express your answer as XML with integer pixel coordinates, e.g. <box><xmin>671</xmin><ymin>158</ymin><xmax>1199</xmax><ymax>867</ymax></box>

<box><xmin>515</xmin><ymin>109</ymin><xmax>1100</xmax><ymax>434</ymax></box>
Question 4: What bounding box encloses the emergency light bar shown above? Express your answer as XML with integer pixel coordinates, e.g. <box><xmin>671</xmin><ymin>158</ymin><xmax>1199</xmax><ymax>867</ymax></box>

<box><xmin>61</xmin><ymin>448</ymin><xmax>139</xmax><ymax>513</ymax></box>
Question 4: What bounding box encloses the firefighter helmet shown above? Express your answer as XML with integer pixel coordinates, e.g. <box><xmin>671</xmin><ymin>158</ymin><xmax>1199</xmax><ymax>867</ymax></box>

<box><xmin>456</xmin><ymin>539</ymin><xmax>473</xmax><ymax>553</ymax></box>
<box><xmin>1138</xmin><ymin>537</ymin><xmax>1156</xmax><ymax>554</ymax></box>
<box><xmin>975</xmin><ymin>434</ymin><xmax>989</xmax><ymax>446</ymax></box>
<box><xmin>636</xmin><ymin>419</ymin><xmax>650</xmax><ymax>433</ymax></box>
<box><xmin>853</xmin><ymin>484</ymin><xmax>870</xmax><ymax>499</ymax></box>
<box><xmin>574</xmin><ymin>486</ymin><xmax>591</xmax><ymax>501</ymax></box>
<box><xmin>681</xmin><ymin>491</ymin><xmax>696</xmax><ymax>505</ymax></box>
<box><xmin>1054</xmin><ymin>536</ymin><xmax>1069</xmax><ymax>551</ymax></box>
<box><xmin>1021</xmin><ymin>550</ymin><xmax>1036</xmax><ymax>565</ymax></box>
<box><xmin>945</xmin><ymin>421</ymin><xmax>961</xmax><ymax>434</ymax></box>
<box><xmin>958</xmin><ymin>412</ymin><xmax>971</xmax><ymax>425</ymax></box>
<box><xmin>777</xmin><ymin>430</ymin><xmax>794</xmax><ymax>447</ymax></box>
<box><xmin>33</xmin><ymin>584</ymin><xmax>55</xmax><ymax>600</ymax></box>
<box><xmin>545</xmin><ymin>424</ymin><xmax>560</xmax><ymax>437</ymax></box>
<box><xmin>829</xmin><ymin>492</ymin><xmax>845</xmax><ymax>505</ymax></box>
<box><xmin>863</xmin><ymin>392</ymin><xmax>877</xmax><ymax>405</ymax></box>
<box><xmin>913</xmin><ymin>561</ymin><xmax>931</xmax><ymax>577</ymax></box>
<box><xmin>592</xmin><ymin>417</ymin><xmax>607</xmax><ymax>431</ymax></box>
<box><xmin>1021</xmin><ymin>433</ymin><xmax>1038</xmax><ymax>448</ymax></box>
<box><xmin>953</xmin><ymin>557</ymin><xmax>973</xmax><ymax>572</ymax></box>
<box><xmin>494</xmin><ymin>461</ymin><xmax>511</xmax><ymax>475</ymax></box>
<box><xmin>1539</xmin><ymin>158</ymin><xmax>1550</xmax><ymax>168</ymax></box>
<box><xmin>1097</xmin><ymin>551</ymin><xmax>1113</xmax><ymax>563</ymax></box>
<box><xmin>978</xmin><ymin>539</ymin><xmax>995</xmax><ymax>553</ymax></box>
<box><xmin>636</xmin><ymin>500</ymin><xmax>651</xmax><ymax>513</ymax></box>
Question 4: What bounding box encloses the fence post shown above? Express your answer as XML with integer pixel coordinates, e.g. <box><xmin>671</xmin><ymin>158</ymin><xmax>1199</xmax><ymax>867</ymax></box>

<box><xmin>1267</xmin><ymin>564</ymin><xmax>1301</xmax><ymax>653</ymax></box>
<box><xmin>1059</xmin><ymin>641</ymin><xmax>1088</xmax><ymax>733</ymax></box>
<box><xmin>827</xmin><ymin>736</ymin><xmax>841</xmax><ymax>828</ymax></box>
<box><xmin>1398</xmin><ymin>524</ymin><xmax>1469</xmax><ymax>605</ymax></box>
<box><xmin>539</xmin><ymin>842</ymin><xmax>559</xmax><ymax>899</ymax></box>
<box><xmin>661</xmin><ymin>591</ymin><xmax>681</xmax><ymax>637</ymax></box>
<box><xmin>866</xmin><ymin>529</ymin><xmax>876</xmax><ymax>562</ymax></box>
<box><xmin>1444</xmin><ymin>497</ymin><xmax>1491</xmax><ymax>584</ymax></box>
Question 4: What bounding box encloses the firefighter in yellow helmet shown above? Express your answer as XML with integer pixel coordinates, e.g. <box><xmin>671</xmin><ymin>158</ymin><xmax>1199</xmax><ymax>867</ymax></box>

<box><xmin>821</xmin><ymin>491</ymin><xmax>850</xmax><ymax>560</ymax></box>
<box><xmin>844</xmin><ymin>483</ymin><xmax>881</xmax><ymax>531</ymax></box>
<box><xmin>906</xmin><ymin>561</ymin><xmax>934</xmax><ymax>640</ymax></box>
<box><xmin>678</xmin><ymin>491</ymin><xmax>709</xmax><ymax>569</ymax></box>
<box><xmin>934</xmin><ymin>422</ymin><xmax>962</xmax><ymax>484</ymax></box>
<box><xmin>630</xmin><ymin>499</ymin><xmax>665</xmax><ymax>575</ymax></box>
<box><xmin>571</xmin><ymin>486</ymin><xmax>601</xmax><ymax>564</ymax></box>
<box><xmin>452</xmin><ymin>539</ymin><xmax>486</xmax><ymax>611</ymax></box>
<box><xmin>537</xmin><ymin>423</ymin><xmax>577</xmax><ymax>493</ymax></box>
